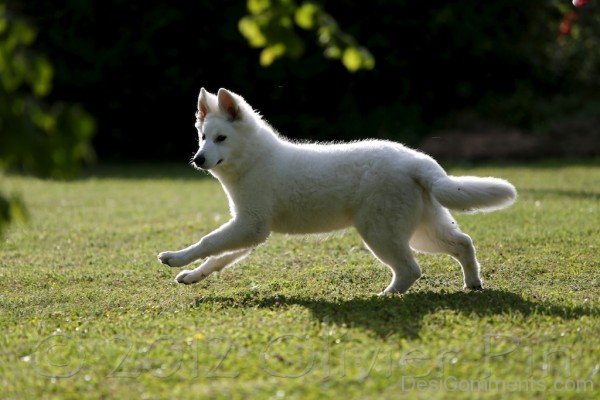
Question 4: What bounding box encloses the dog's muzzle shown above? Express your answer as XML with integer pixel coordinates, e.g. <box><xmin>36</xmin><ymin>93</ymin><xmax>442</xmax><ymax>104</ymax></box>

<box><xmin>193</xmin><ymin>154</ymin><xmax>205</xmax><ymax>168</ymax></box>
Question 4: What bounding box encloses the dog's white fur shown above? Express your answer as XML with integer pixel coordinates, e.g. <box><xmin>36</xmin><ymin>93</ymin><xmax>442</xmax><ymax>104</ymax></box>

<box><xmin>158</xmin><ymin>88</ymin><xmax>517</xmax><ymax>294</ymax></box>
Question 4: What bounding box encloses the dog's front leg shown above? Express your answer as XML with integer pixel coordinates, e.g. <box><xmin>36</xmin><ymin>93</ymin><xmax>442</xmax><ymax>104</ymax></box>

<box><xmin>157</xmin><ymin>217</ymin><xmax>269</xmax><ymax>268</ymax></box>
<box><xmin>174</xmin><ymin>248</ymin><xmax>252</xmax><ymax>284</ymax></box>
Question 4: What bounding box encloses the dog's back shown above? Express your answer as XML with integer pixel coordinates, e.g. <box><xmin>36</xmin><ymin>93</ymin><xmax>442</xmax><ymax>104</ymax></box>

<box><xmin>247</xmin><ymin>139</ymin><xmax>417</xmax><ymax>233</ymax></box>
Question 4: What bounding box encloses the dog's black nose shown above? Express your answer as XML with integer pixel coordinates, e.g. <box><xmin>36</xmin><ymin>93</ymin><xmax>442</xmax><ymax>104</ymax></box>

<box><xmin>193</xmin><ymin>154</ymin><xmax>205</xmax><ymax>166</ymax></box>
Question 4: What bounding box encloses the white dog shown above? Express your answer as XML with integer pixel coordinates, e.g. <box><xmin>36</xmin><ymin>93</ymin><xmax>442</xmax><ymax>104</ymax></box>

<box><xmin>158</xmin><ymin>88</ymin><xmax>517</xmax><ymax>295</ymax></box>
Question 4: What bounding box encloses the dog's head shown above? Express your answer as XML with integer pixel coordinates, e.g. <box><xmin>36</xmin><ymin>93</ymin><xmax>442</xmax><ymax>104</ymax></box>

<box><xmin>191</xmin><ymin>88</ymin><xmax>254</xmax><ymax>172</ymax></box>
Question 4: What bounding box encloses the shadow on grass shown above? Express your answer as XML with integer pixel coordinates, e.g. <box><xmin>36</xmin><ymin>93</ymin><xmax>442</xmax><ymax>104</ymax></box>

<box><xmin>194</xmin><ymin>290</ymin><xmax>597</xmax><ymax>338</ymax></box>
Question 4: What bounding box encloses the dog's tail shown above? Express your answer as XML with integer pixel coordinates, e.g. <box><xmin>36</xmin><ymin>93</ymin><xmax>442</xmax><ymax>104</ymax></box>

<box><xmin>414</xmin><ymin>158</ymin><xmax>517</xmax><ymax>213</ymax></box>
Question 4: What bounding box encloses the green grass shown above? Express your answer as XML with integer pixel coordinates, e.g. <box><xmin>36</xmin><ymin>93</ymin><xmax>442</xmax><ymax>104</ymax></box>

<box><xmin>1</xmin><ymin>161</ymin><xmax>598</xmax><ymax>399</ymax></box>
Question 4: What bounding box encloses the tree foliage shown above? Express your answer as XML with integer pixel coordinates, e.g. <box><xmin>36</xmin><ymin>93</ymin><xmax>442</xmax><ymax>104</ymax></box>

<box><xmin>0</xmin><ymin>4</ymin><xmax>95</xmax><ymax>236</ymax></box>
<box><xmin>4</xmin><ymin>1</ymin><xmax>599</xmax><ymax>163</ymax></box>
<box><xmin>239</xmin><ymin>0</ymin><xmax>374</xmax><ymax>72</ymax></box>
<box><xmin>8</xmin><ymin>0</ymin><xmax>596</xmax><ymax>163</ymax></box>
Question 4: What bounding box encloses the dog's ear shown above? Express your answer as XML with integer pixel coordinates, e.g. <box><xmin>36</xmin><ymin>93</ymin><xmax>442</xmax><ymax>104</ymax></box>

<box><xmin>197</xmin><ymin>87</ymin><xmax>211</xmax><ymax>123</ymax></box>
<box><xmin>217</xmin><ymin>88</ymin><xmax>240</xmax><ymax>121</ymax></box>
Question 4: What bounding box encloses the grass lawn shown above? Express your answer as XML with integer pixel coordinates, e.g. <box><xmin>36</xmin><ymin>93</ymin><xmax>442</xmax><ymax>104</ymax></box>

<box><xmin>1</xmin><ymin>161</ymin><xmax>598</xmax><ymax>399</ymax></box>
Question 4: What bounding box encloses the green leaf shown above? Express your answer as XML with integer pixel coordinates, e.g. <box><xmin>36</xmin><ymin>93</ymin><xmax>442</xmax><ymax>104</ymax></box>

<box><xmin>9</xmin><ymin>195</ymin><xmax>27</xmax><ymax>222</ymax></box>
<box><xmin>295</xmin><ymin>2</ymin><xmax>319</xmax><ymax>30</ymax></box>
<box><xmin>342</xmin><ymin>47</ymin><xmax>362</xmax><ymax>72</ymax></box>
<box><xmin>248</xmin><ymin>0</ymin><xmax>271</xmax><ymax>15</ymax></box>
<box><xmin>31</xmin><ymin>106</ymin><xmax>56</xmax><ymax>131</ymax></box>
<box><xmin>260</xmin><ymin>43</ymin><xmax>286</xmax><ymax>66</ymax></box>
<box><xmin>359</xmin><ymin>47</ymin><xmax>375</xmax><ymax>70</ymax></box>
<box><xmin>239</xmin><ymin>17</ymin><xmax>267</xmax><ymax>48</ymax></box>
<box><xmin>0</xmin><ymin>192</ymin><xmax>27</xmax><ymax>237</ymax></box>
<box><xmin>32</xmin><ymin>57</ymin><xmax>54</xmax><ymax>97</ymax></box>
<box><xmin>324</xmin><ymin>45</ymin><xmax>341</xmax><ymax>59</ymax></box>
<box><xmin>12</xmin><ymin>19</ymin><xmax>36</xmax><ymax>46</ymax></box>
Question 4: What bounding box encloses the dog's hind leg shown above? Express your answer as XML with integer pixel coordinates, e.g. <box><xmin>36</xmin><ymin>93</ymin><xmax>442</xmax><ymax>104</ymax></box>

<box><xmin>410</xmin><ymin>199</ymin><xmax>482</xmax><ymax>289</ymax></box>
<box><xmin>354</xmin><ymin>211</ymin><xmax>422</xmax><ymax>295</ymax></box>
<box><xmin>175</xmin><ymin>248</ymin><xmax>251</xmax><ymax>285</ymax></box>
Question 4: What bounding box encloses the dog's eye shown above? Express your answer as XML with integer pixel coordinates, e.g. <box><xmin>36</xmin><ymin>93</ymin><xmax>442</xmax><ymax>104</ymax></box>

<box><xmin>215</xmin><ymin>135</ymin><xmax>227</xmax><ymax>143</ymax></box>
<box><xmin>201</xmin><ymin>134</ymin><xmax>206</xmax><ymax>141</ymax></box>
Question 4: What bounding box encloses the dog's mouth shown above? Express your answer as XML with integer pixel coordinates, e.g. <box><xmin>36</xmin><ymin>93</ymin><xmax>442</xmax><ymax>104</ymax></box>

<box><xmin>193</xmin><ymin>159</ymin><xmax>223</xmax><ymax>170</ymax></box>
<box><xmin>193</xmin><ymin>159</ymin><xmax>224</xmax><ymax>171</ymax></box>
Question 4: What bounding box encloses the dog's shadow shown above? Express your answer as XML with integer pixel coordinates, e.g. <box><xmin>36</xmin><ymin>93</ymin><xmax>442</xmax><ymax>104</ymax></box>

<box><xmin>194</xmin><ymin>289</ymin><xmax>596</xmax><ymax>338</ymax></box>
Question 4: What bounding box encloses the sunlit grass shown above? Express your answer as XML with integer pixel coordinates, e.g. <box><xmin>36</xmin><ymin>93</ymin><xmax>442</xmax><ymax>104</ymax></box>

<box><xmin>1</xmin><ymin>161</ymin><xmax>598</xmax><ymax>399</ymax></box>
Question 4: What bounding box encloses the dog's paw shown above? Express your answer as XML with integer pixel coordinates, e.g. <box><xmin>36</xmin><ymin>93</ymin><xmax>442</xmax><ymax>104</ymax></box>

<box><xmin>378</xmin><ymin>288</ymin><xmax>402</xmax><ymax>297</ymax></box>
<box><xmin>158</xmin><ymin>251</ymin><xmax>187</xmax><ymax>268</ymax></box>
<box><xmin>465</xmin><ymin>283</ymin><xmax>484</xmax><ymax>290</ymax></box>
<box><xmin>174</xmin><ymin>270</ymin><xmax>207</xmax><ymax>285</ymax></box>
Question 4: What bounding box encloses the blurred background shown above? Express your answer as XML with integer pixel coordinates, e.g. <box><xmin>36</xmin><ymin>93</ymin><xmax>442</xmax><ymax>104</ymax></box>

<box><xmin>1</xmin><ymin>0</ymin><xmax>599</xmax><ymax>172</ymax></box>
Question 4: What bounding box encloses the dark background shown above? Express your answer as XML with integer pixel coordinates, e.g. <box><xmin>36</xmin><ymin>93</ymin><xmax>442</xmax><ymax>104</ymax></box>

<box><xmin>7</xmin><ymin>0</ymin><xmax>600</xmax><ymax>161</ymax></box>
